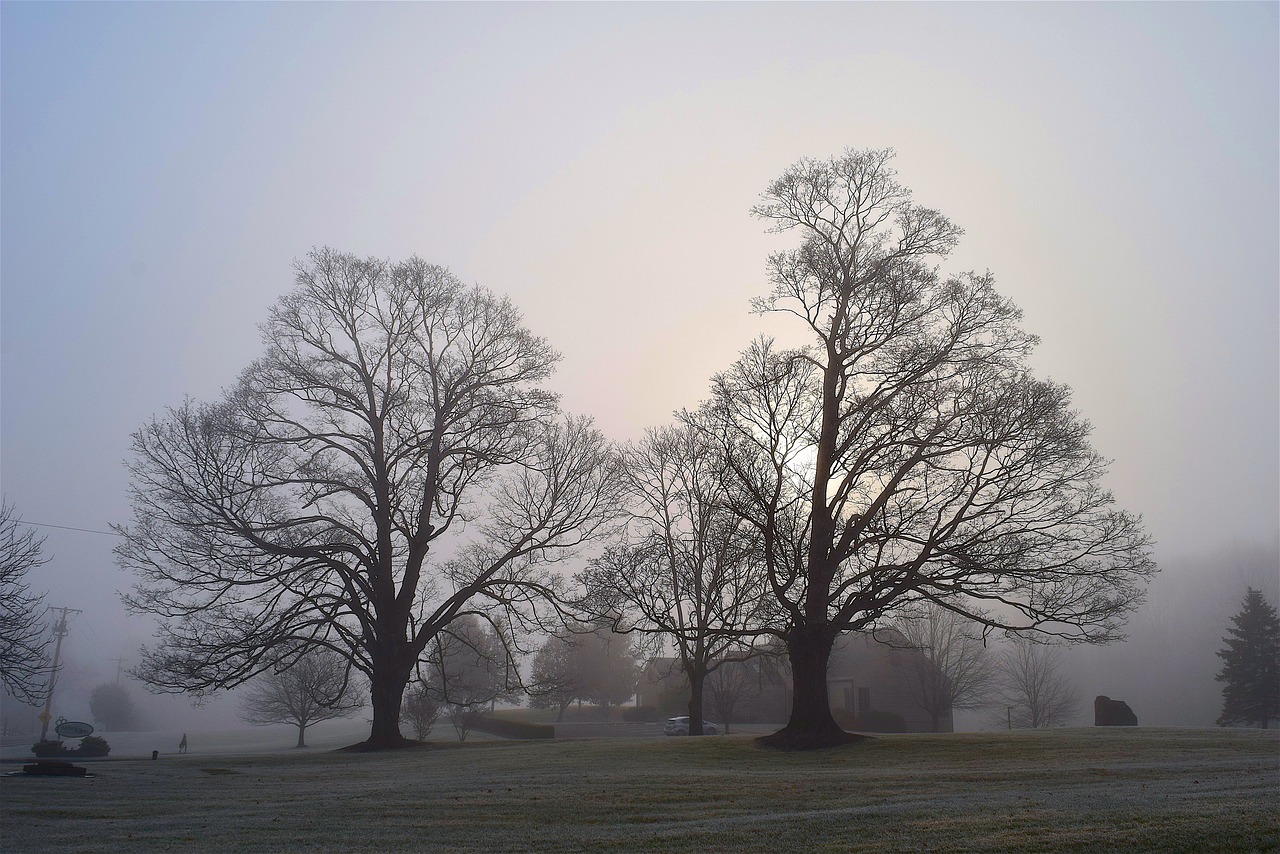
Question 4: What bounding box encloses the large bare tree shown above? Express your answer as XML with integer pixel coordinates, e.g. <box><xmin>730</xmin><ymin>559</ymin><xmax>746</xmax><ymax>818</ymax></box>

<box><xmin>0</xmin><ymin>501</ymin><xmax>50</xmax><ymax>705</ymax></box>
<box><xmin>118</xmin><ymin>249</ymin><xmax>621</xmax><ymax>748</ymax></box>
<box><xmin>240</xmin><ymin>649</ymin><xmax>364</xmax><ymax>747</ymax></box>
<box><xmin>581</xmin><ymin>421</ymin><xmax>775</xmax><ymax>735</ymax></box>
<box><xmin>702</xmin><ymin>148</ymin><xmax>1154</xmax><ymax>748</ymax></box>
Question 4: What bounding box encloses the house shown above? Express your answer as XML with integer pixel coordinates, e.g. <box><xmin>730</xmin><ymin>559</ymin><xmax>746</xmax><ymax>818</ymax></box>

<box><xmin>635</xmin><ymin>629</ymin><xmax>952</xmax><ymax>732</ymax></box>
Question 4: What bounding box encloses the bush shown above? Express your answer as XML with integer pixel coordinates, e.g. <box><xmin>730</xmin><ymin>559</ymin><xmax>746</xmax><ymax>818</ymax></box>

<box><xmin>30</xmin><ymin>736</ymin><xmax>111</xmax><ymax>757</ymax></box>
<box><xmin>623</xmin><ymin>705</ymin><xmax>659</xmax><ymax>723</ymax></box>
<box><xmin>469</xmin><ymin>715</ymin><xmax>554</xmax><ymax>739</ymax></box>
<box><xmin>31</xmin><ymin>740</ymin><xmax>64</xmax><ymax>757</ymax></box>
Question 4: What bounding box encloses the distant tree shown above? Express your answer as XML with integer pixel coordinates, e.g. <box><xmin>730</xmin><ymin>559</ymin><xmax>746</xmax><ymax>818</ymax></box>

<box><xmin>1215</xmin><ymin>588</ymin><xmax>1280</xmax><ymax>729</ymax></box>
<box><xmin>117</xmin><ymin>249</ymin><xmax>622</xmax><ymax>748</ymax></box>
<box><xmin>423</xmin><ymin>614</ymin><xmax>517</xmax><ymax>741</ymax></box>
<box><xmin>577</xmin><ymin>626</ymin><xmax>640</xmax><ymax>717</ymax></box>
<box><xmin>895</xmin><ymin>601</ymin><xmax>997</xmax><ymax>732</ymax></box>
<box><xmin>527</xmin><ymin>626</ymin><xmax>639</xmax><ymax>721</ymax></box>
<box><xmin>995</xmin><ymin>638</ymin><xmax>1079</xmax><ymax>728</ymax></box>
<box><xmin>239</xmin><ymin>650</ymin><xmax>364</xmax><ymax>748</ymax></box>
<box><xmin>89</xmin><ymin>682</ymin><xmax>142</xmax><ymax>732</ymax></box>
<box><xmin>581</xmin><ymin>421</ymin><xmax>776</xmax><ymax>735</ymax></box>
<box><xmin>400</xmin><ymin>682</ymin><xmax>441</xmax><ymax>740</ymax></box>
<box><xmin>528</xmin><ymin>634</ymin><xmax>584</xmax><ymax>721</ymax></box>
<box><xmin>704</xmin><ymin>656</ymin><xmax>771</xmax><ymax>734</ymax></box>
<box><xmin>0</xmin><ymin>501</ymin><xmax>50</xmax><ymax>704</ymax></box>
<box><xmin>698</xmin><ymin>148</ymin><xmax>1154</xmax><ymax>748</ymax></box>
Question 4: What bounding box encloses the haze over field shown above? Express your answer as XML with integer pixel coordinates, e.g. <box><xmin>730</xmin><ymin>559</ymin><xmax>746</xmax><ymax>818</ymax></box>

<box><xmin>2</xmin><ymin>3</ymin><xmax>1276</xmax><ymax>731</ymax></box>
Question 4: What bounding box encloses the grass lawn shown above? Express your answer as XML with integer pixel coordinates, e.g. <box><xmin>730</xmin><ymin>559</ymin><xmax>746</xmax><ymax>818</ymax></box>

<box><xmin>2</xmin><ymin>727</ymin><xmax>1276</xmax><ymax>852</ymax></box>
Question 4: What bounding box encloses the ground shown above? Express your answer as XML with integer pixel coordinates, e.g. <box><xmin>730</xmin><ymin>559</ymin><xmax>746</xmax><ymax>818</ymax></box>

<box><xmin>1</xmin><ymin>726</ymin><xmax>1276</xmax><ymax>852</ymax></box>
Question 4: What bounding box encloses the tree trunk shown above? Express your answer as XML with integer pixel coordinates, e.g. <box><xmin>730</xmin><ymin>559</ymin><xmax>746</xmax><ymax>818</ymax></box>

<box><xmin>365</xmin><ymin>658</ymin><xmax>413</xmax><ymax>748</ymax></box>
<box><xmin>759</xmin><ymin>626</ymin><xmax>859</xmax><ymax>750</ymax></box>
<box><xmin>687</xmin><ymin>667</ymin><xmax>706</xmax><ymax>736</ymax></box>
<box><xmin>296</xmin><ymin>723</ymin><xmax>307</xmax><ymax>749</ymax></box>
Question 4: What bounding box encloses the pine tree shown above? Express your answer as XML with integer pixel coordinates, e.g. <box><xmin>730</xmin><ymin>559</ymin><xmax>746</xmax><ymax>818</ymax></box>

<box><xmin>1215</xmin><ymin>588</ymin><xmax>1280</xmax><ymax>728</ymax></box>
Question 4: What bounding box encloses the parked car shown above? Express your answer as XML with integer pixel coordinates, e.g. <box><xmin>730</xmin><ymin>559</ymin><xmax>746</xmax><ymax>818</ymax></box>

<box><xmin>664</xmin><ymin>716</ymin><xmax>718</xmax><ymax>736</ymax></box>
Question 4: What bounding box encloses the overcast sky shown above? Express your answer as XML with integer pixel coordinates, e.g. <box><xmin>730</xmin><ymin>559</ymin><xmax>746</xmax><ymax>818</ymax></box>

<box><xmin>2</xmin><ymin>2</ymin><xmax>1276</xmax><ymax>725</ymax></box>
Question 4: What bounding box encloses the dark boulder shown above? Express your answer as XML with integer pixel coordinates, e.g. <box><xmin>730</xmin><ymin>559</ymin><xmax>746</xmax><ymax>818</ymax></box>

<box><xmin>1094</xmin><ymin>695</ymin><xmax>1138</xmax><ymax>726</ymax></box>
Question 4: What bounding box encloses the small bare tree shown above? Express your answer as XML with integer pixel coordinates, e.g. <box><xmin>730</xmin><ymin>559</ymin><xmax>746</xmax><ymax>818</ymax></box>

<box><xmin>994</xmin><ymin>638</ymin><xmax>1079</xmax><ymax>728</ymax></box>
<box><xmin>240</xmin><ymin>649</ymin><xmax>364</xmax><ymax>747</ymax></box>
<box><xmin>423</xmin><ymin>614</ymin><xmax>517</xmax><ymax>741</ymax></box>
<box><xmin>895</xmin><ymin>601</ymin><xmax>997</xmax><ymax>732</ymax></box>
<box><xmin>401</xmin><ymin>682</ymin><xmax>441</xmax><ymax>740</ymax></box>
<box><xmin>528</xmin><ymin>633</ymin><xmax>585</xmax><ymax>722</ymax></box>
<box><xmin>0</xmin><ymin>501</ymin><xmax>50</xmax><ymax>704</ymax></box>
<box><xmin>581</xmin><ymin>421</ymin><xmax>776</xmax><ymax>735</ymax></box>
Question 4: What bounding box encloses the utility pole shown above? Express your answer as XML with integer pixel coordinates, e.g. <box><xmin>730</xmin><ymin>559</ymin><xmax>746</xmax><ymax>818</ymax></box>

<box><xmin>112</xmin><ymin>657</ymin><xmax>127</xmax><ymax>686</ymax></box>
<box><xmin>37</xmin><ymin>606</ymin><xmax>81</xmax><ymax>742</ymax></box>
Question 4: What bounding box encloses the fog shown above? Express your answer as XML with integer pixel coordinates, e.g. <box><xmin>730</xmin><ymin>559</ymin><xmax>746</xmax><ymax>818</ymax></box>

<box><xmin>2</xmin><ymin>4</ymin><xmax>1276</xmax><ymax>736</ymax></box>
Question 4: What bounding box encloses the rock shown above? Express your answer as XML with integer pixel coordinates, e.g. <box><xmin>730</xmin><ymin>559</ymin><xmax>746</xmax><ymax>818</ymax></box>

<box><xmin>1094</xmin><ymin>695</ymin><xmax>1138</xmax><ymax>726</ymax></box>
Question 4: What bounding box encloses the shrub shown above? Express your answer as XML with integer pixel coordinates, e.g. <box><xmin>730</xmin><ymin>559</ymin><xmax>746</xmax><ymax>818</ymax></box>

<box><xmin>623</xmin><ymin>705</ymin><xmax>659</xmax><ymax>723</ymax></box>
<box><xmin>855</xmin><ymin>711</ymin><xmax>906</xmax><ymax>732</ymax></box>
<box><xmin>30</xmin><ymin>736</ymin><xmax>111</xmax><ymax>757</ymax></box>
<box><xmin>31</xmin><ymin>740</ymin><xmax>65</xmax><ymax>757</ymax></box>
<box><xmin>468</xmin><ymin>715</ymin><xmax>554</xmax><ymax>739</ymax></box>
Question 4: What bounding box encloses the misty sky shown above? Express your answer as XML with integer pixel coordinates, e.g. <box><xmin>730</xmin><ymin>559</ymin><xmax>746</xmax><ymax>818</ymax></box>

<box><xmin>2</xmin><ymin>3</ymin><xmax>1276</xmax><ymax>724</ymax></box>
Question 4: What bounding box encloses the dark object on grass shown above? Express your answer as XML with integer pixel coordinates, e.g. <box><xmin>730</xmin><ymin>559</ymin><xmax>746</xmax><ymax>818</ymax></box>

<box><xmin>1094</xmin><ymin>695</ymin><xmax>1138</xmax><ymax>726</ymax></box>
<box><xmin>23</xmin><ymin>760</ymin><xmax>88</xmax><ymax>777</ymax></box>
<box><xmin>152</xmin><ymin>750</ymin><xmax>159</xmax><ymax>760</ymax></box>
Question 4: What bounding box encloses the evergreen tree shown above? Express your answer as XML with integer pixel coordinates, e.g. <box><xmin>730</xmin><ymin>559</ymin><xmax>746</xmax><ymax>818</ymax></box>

<box><xmin>1215</xmin><ymin>588</ymin><xmax>1280</xmax><ymax>728</ymax></box>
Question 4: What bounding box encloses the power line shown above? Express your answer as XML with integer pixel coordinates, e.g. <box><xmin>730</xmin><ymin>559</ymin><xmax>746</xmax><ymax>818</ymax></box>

<box><xmin>24</xmin><ymin>521</ymin><xmax>120</xmax><ymax>537</ymax></box>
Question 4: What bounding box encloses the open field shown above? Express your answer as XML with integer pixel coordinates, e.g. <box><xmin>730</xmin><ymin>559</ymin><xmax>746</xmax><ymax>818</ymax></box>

<box><xmin>2</xmin><ymin>727</ymin><xmax>1277</xmax><ymax>852</ymax></box>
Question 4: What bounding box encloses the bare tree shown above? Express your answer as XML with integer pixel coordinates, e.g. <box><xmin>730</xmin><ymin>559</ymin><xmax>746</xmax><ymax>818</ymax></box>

<box><xmin>240</xmin><ymin>649</ymin><xmax>364</xmax><ymax>747</ymax></box>
<box><xmin>581</xmin><ymin>421</ymin><xmax>776</xmax><ymax>735</ymax></box>
<box><xmin>895</xmin><ymin>601</ymin><xmax>997</xmax><ymax>732</ymax></box>
<box><xmin>422</xmin><ymin>614</ymin><xmax>517</xmax><ymax>741</ymax></box>
<box><xmin>118</xmin><ymin>249</ymin><xmax>622</xmax><ymax>748</ymax></box>
<box><xmin>701</xmin><ymin>148</ymin><xmax>1154</xmax><ymax>748</ymax></box>
<box><xmin>0</xmin><ymin>501</ymin><xmax>50</xmax><ymax>704</ymax></box>
<box><xmin>994</xmin><ymin>638</ymin><xmax>1079</xmax><ymax>728</ymax></box>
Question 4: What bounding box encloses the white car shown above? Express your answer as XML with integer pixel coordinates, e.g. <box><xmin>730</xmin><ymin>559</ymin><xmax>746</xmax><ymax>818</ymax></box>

<box><xmin>664</xmin><ymin>716</ymin><xmax>718</xmax><ymax>736</ymax></box>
